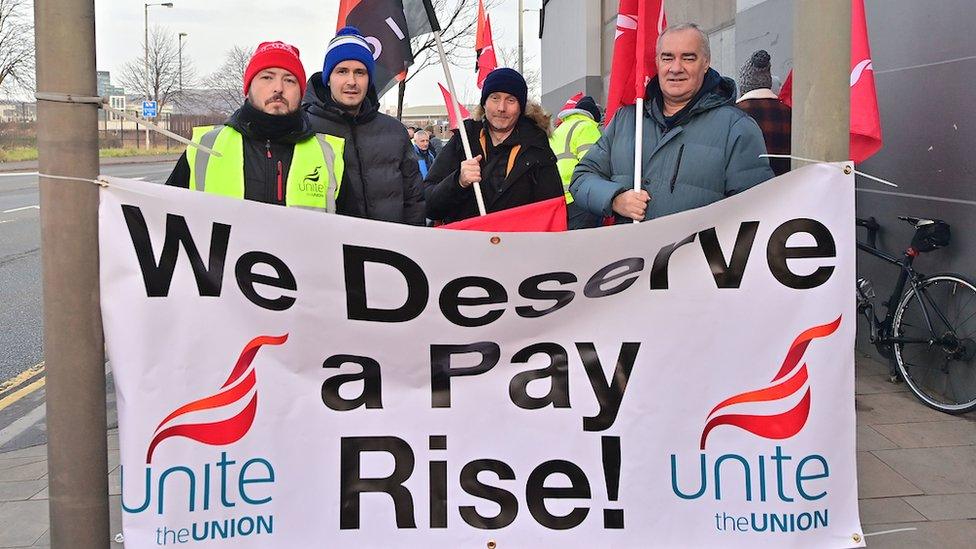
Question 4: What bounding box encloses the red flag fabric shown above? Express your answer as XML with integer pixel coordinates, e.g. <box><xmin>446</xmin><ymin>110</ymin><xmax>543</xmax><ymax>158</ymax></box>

<box><xmin>476</xmin><ymin>15</ymin><xmax>498</xmax><ymax>89</ymax></box>
<box><xmin>439</xmin><ymin>197</ymin><xmax>568</xmax><ymax>232</ymax></box>
<box><xmin>554</xmin><ymin>91</ymin><xmax>584</xmax><ymax>127</ymax></box>
<box><xmin>476</xmin><ymin>0</ymin><xmax>489</xmax><ymax>52</ymax></box>
<box><xmin>438</xmin><ymin>83</ymin><xmax>471</xmax><ymax>130</ymax></box>
<box><xmin>778</xmin><ymin>0</ymin><xmax>882</xmax><ymax>163</ymax></box>
<box><xmin>605</xmin><ymin>0</ymin><xmax>667</xmax><ymax>125</ymax></box>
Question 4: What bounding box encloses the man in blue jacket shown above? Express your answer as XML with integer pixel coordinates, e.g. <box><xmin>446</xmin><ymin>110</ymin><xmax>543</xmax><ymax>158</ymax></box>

<box><xmin>570</xmin><ymin>23</ymin><xmax>774</xmax><ymax>223</ymax></box>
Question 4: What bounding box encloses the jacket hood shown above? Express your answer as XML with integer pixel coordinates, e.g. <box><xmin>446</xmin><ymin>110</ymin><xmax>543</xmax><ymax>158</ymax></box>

<box><xmin>302</xmin><ymin>70</ymin><xmax>379</xmax><ymax>124</ymax></box>
<box><xmin>556</xmin><ymin>108</ymin><xmax>596</xmax><ymax>123</ymax></box>
<box><xmin>645</xmin><ymin>68</ymin><xmax>736</xmax><ymax>123</ymax></box>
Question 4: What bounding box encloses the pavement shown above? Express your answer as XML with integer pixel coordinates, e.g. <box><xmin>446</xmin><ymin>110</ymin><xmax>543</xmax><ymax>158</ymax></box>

<box><xmin>0</xmin><ymin>155</ymin><xmax>181</xmax><ymax>173</ymax></box>
<box><xmin>0</xmin><ymin>350</ymin><xmax>974</xmax><ymax>548</ymax></box>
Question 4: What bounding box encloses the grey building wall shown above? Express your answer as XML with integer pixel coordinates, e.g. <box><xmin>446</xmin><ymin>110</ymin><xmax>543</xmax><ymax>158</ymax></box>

<box><xmin>734</xmin><ymin>0</ymin><xmax>976</xmax><ymax>355</ymax></box>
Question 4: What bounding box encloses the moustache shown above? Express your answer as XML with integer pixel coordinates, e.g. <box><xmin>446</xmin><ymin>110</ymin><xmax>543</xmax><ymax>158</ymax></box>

<box><xmin>265</xmin><ymin>93</ymin><xmax>289</xmax><ymax>106</ymax></box>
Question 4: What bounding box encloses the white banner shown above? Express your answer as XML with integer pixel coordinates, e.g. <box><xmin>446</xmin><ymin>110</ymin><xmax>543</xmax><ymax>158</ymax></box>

<box><xmin>100</xmin><ymin>163</ymin><xmax>864</xmax><ymax>548</ymax></box>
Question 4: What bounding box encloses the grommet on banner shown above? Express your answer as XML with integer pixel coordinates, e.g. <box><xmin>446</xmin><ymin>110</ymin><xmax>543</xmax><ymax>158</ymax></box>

<box><xmin>486</xmin><ymin>540</ymin><xmax>497</xmax><ymax>549</ymax></box>
<box><xmin>490</xmin><ymin>236</ymin><xmax>501</xmax><ymax>245</ymax></box>
<box><xmin>852</xmin><ymin>533</ymin><xmax>862</xmax><ymax>543</ymax></box>
<box><xmin>844</xmin><ymin>165</ymin><xmax>853</xmax><ymax>175</ymax></box>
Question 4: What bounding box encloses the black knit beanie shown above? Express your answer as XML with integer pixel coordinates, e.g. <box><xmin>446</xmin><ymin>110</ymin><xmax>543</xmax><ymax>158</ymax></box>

<box><xmin>480</xmin><ymin>68</ymin><xmax>528</xmax><ymax>113</ymax></box>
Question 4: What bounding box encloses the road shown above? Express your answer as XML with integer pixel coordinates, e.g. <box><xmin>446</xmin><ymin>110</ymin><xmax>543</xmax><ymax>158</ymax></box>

<box><xmin>0</xmin><ymin>160</ymin><xmax>174</xmax><ymax>451</ymax></box>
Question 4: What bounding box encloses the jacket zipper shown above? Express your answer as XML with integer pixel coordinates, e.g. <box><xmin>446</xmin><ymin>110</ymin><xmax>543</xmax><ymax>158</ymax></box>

<box><xmin>265</xmin><ymin>140</ymin><xmax>275</xmax><ymax>203</ymax></box>
<box><xmin>276</xmin><ymin>160</ymin><xmax>283</xmax><ymax>202</ymax></box>
<box><xmin>669</xmin><ymin>144</ymin><xmax>685</xmax><ymax>193</ymax></box>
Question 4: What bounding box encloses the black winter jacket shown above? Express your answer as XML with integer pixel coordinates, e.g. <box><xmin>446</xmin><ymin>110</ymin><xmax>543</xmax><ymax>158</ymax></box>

<box><xmin>302</xmin><ymin>73</ymin><xmax>425</xmax><ymax>225</ymax></box>
<box><xmin>164</xmin><ymin>104</ymin><xmax>315</xmax><ymax>205</ymax></box>
<box><xmin>424</xmin><ymin>117</ymin><xmax>563</xmax><ymax>223</ymax></box>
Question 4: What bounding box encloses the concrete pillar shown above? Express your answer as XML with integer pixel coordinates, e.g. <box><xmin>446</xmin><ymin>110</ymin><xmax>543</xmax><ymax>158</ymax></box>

<box><xmin>792</xmin><ymin>0</ymin><xmax>851</xmax><ymax>166</ymax></box>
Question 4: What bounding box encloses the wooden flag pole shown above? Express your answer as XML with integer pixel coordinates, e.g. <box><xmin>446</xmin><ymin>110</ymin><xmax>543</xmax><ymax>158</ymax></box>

<box><xmin>434</xmin><ymin>33</ymin><xmax>487</xmax><ymax>216</ymax></box>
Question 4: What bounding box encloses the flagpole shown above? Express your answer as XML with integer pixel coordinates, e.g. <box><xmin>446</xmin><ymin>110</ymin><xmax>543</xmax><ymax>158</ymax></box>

<box><xmin>434</xmin><ymin>34</ymin><xmax>487</xmax><ymax>216</ymax></box>
<box><xmin>631</xmin><ymin>98</ymin><xmax>643</xmax><ymax>223</ymax></box>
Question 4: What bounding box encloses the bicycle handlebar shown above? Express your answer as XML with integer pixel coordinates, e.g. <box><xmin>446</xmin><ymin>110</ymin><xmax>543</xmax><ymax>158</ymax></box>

<box><xmin>856</xmin><ymin>216</ymin><xmax>880</xmax><ymax>249</ymax></box>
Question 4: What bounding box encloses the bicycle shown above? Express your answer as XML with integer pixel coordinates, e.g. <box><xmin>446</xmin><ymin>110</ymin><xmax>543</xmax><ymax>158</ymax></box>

<box><xmin>856</xmin><ymin>215</ymin><xmax>976</xmax><ymax>414</ymax></box>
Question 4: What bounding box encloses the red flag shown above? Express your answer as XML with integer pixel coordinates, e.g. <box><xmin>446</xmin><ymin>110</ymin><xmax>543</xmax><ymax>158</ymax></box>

<box><xmin>475</xmin><ymin>0</ymin><xmax>489</xmax><ymax>52</ymax></box>
<box><xmin>554</xmin><ymin>91</ymin><xmax>584</xmax><ymax>127</ymax></box>
<box><xmin>778</xmin><ymin>0</ymin><xmax>882</xmax><ymax>163</ymax></box>
<box><xmin>476</xmin><ymin>14</ymin><xmax>498</xmax><ymax>89</ymax></box>
<box><xmin>438</xmin><ymin>83</ymin><xmax>470</xmax><ymax>130</ymax></box>
<box><xmin>605</xmin><ymin>0</ymin><xmax>667</xmax><ymax>125</ymax></box>
<box><xmin>440</xmin><ymin>197</ymin><xmax>568</xmax><ymax>232</ymax></box>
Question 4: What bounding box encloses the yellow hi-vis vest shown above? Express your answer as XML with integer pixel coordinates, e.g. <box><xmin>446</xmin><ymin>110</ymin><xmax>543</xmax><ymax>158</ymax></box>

<box><xmin>186</xmin><ymin>125</ymin><xmax>345</xmax><ymax>212</ymax></box>
<box><xmin>548</xmin><ymin>114</ymin><xmax>601</xmax><ymax>205</ymax></box>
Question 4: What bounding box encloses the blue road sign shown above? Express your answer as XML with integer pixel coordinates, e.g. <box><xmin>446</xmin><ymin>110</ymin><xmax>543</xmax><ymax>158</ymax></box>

<box><xmin>142</xmin><ymin>100</ymin><xmax>158</xmax><ymax>118</ymax></box>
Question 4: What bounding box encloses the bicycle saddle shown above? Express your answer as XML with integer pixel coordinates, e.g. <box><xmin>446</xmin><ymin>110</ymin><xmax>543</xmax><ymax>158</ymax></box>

<box><xmin>898</xmin><ymin>215</ymin><xmax>942</xmax><ymax>227</ymax></box>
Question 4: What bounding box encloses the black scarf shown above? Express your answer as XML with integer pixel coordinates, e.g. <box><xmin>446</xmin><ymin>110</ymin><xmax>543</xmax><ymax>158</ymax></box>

<box><xmin>233</xmin><ymin>100</ymin><xmax>308</xmax><ymax>143</ymax></box>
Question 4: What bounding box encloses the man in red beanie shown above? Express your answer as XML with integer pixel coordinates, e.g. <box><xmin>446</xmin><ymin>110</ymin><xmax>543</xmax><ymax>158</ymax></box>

<box><xmin>166</xmin><ymin>41</ymin><xmax>346</xmax><ymax>212</ymax></box>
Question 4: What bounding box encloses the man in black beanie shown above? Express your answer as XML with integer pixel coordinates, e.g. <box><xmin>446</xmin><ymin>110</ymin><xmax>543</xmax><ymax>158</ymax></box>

<box><xmin>423</xmin><ymin>67</ymin><xmax>563</xmax><ymax>224</ymax></box>
<box><xmin>736</xmin><ymin>49</ymin><xmax>792</xmax><ymax>176</ymax></box>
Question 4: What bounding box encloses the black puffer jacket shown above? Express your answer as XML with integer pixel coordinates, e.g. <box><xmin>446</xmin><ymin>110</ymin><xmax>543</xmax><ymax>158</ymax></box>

<box><xmin>302</xmin><ymin>73</ymin><xmax>425</xmax><ymax>225</ymax></box>
<box><xmin>424</xmin><ymin>117</ymin><xmax>563</xmax><ymax>223</ymax></box>
<box><xmin>165</xmin><ymin>104</ymin><xmax>315</xmax><ymax>205</ymax></box>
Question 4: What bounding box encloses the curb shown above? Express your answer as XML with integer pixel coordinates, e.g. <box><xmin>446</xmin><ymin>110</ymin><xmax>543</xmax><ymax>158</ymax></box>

<box><xmin>0</xmin><ymin>154</ymin><xmax>180</xmax><ymax>173</ymax></box>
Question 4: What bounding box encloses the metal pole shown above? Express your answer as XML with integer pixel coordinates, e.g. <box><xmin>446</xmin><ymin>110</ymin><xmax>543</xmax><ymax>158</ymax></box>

<box><xmin>144</xmin><ymin>2</ymin><xmax>150</xmax><ymax>149</ymax></box>
<box><xmin>517</xmin><ymin>0</ymin><xmax>524</xmax><ymax>74</ymax></box>
<box><xmin>178</xmin><ymin>32</ymin><xmax>186</xmax><ymax>91</ymax></box>
<box><xmin>33</xmin><ymin>0</ymin><xmax>110</xmax><ymax>546</ymax></box>
<box><xmin>792</xmin><ymin>0</ymin><xmax>851</xmax><ymax>166</ymax></box>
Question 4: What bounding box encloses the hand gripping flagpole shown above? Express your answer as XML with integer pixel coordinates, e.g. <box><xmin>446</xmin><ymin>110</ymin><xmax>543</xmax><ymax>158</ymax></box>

<box><xmin>426</xmin><ymin>0</ymin><xmax>487</xmax><ymax>216</ymax></box>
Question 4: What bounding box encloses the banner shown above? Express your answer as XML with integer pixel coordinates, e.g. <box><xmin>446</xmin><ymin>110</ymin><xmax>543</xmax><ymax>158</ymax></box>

<box><xmin>100</xmin><ymin>164</ymin><xmax>864</xmax><ymax>548</ymax></box>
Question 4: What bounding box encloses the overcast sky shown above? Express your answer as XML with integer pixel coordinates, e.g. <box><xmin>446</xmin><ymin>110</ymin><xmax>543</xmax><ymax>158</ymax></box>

<box><xmin>93</xmin><ymin>0</ymin><xmax>541</xmax><ymax>108</ymax></box>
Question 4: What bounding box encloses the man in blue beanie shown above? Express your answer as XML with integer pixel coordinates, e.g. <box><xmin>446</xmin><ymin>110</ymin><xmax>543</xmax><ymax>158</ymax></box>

<box><xmin>302</xmin><ymin>26</ymin><xmax>425</xmax><ymax>225</ymax></box>
<box><xmin>424</xmin><ymin>67</ymin><xmax>563</xmax><ymax>224</ymax></box>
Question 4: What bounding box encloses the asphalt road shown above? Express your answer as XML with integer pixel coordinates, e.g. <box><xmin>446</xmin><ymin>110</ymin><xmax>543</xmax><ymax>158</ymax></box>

<box><xmin>0</xmin><ymin>160</ymin><xmax>174</xmax><ymax>451</ymax></box>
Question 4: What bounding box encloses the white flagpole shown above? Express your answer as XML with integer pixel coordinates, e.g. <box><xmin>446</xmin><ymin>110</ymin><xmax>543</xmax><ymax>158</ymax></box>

<box><xmin>434</xmin><ymin>32</ymin><xmax>487</xmax><ymax>216</ymax></box>
<box><xmin>632</xmin><ymin>97</ymin><xmax>644</xmax><ymax>223</ymax></box>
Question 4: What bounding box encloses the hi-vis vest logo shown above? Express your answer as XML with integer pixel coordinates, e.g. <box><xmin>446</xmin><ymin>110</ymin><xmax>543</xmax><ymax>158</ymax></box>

<box><xmin>145</xmin><ymin>334</ymin><xmax>288</xmax><ymax>463</ymax></box>
<box><xmin>699</xmin><ymin>317</ymin><xmax>842</xmax><ymax>450</ymax></box>
<box><xmin>303</xmin><ymin>166</ymin><xmax>322</xmax><ymax>184</ymax></box>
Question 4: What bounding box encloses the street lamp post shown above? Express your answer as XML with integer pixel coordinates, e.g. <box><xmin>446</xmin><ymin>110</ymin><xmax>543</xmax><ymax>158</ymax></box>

<box><xmin>178</xmin><ymin>32</ymin><xmax>187</xmax><ymax>92</ymax></box>
<box><xmin>144</xmin><ymin>2</ymin><xmax>173</xmax><ymax>149</ymax></box>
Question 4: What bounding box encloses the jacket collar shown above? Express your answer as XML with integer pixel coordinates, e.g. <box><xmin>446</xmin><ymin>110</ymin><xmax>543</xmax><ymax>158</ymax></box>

<box><xmin>736</xmin><ymin>88</ymin><xmax>780</xmax><ymax>102</ymax></box>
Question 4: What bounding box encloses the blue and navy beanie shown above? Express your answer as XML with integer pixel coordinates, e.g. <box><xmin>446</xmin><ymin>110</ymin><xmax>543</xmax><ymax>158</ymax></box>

<box><xmin>323</xmin><ymin>26</ymin><xmax>375</xmax><ymax>85</ymax></box>
<box><xmin>480</xmin><ymin>68</ymin><xmax>528</xmax><ymax>113</ymax></box>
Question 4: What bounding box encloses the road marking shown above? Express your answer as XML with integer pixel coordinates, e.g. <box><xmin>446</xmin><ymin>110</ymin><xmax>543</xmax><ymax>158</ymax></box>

<box><xmin>0</xmin><ymin>171</ymin><xmax>38</xmax><ymax>177</ymax></box>
<box><xmin>0</xmin><ymin>378</ymin><xmax>45</xmax><ymax>413</ymax></box>
<box><xmin>2</xmin><ymin>205</ymin><xmax>39</xmax><ymax>213</ymax></box>
<box><xmin>0</xmin><ymin>399</ymin><xmax>47</xmax><ymax>447</ymax></box>
<box><xmin>0</xmin><ymin>363</ymin><xmax>44</xmax><ymax>394</ymax></box>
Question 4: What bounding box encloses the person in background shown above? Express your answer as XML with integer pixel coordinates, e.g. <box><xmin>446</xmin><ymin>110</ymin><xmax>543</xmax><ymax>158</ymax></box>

<box><xmin>413</xmin><ymin>129</ymin><xmax>437</xmax><ymax>179</ymax></box>
<box><xmin>424</xmin><ymin>68</ymin><xmax>563</xmax><ymax>224</ymax></box>
<box><xmin>736</xmin><ymin>49</ymin><xmax>792</xmax><ymax>176</ymax></box>
<box><xmin>549</xmin><ymin>95</ymin><xmax>603</xmax><ymax>229</ymax></box>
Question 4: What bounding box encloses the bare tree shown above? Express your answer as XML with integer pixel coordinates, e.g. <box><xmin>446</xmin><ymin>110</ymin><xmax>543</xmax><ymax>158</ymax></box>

<box><xmin>495</xmin><ymin>45</ymin><xmax>540</xmax><ymax>99</ymax></box>
<box><xmin>0</xmin><ymin>0</ymin><xmax>35</xmax><ymax>98</ymax></box>
<box><xmin>202</xmin><ymin>45</ymin><xmax>253</xmax><ymax>115</ymax></box>
<box><xmin>395</xmin><ymin>0</ymin><xmax>501</xmax><ymax>117</ymax></box>
<box><xmin>117</xmin><ymin>26</ymin><xmax>193</xmax><ymax>109</ymax></box>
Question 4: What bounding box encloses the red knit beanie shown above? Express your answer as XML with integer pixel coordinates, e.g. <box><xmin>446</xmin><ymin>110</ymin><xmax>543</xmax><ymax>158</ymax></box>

<box><xmin>243</xmin><ymin>41</ymin><xmax>307</xmax><ymax>97</ymax></box>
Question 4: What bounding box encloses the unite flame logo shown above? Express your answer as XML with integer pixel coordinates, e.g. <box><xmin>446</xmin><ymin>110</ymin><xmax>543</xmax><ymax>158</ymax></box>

<box><xmin>699</xmin><ymin>317</ymin><xmax>842</xmax><ymax>450</ymax></box>
<box><xmin>145</xmin><ymin>334</ymin><xmax>288</xmax><ymax>463</ymax></box>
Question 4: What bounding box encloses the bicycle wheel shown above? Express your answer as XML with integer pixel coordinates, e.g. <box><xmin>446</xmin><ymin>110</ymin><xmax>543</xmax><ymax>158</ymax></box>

<box><xmin>892</xmin><ymin>273</ymin><xmax>976</xmax><ymax>414</ymax></box>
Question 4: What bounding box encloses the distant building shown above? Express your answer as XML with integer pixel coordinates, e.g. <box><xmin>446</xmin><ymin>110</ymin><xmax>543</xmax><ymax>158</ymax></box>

<box><xmin>0</xmin><ymin>101</ymin><xmax>36</xmax><ymax>123</ymax></box>
<box><xmin>397</xmin><ymin>103</ymin><xmax>477</xmax><ymax>139</ymax></box>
